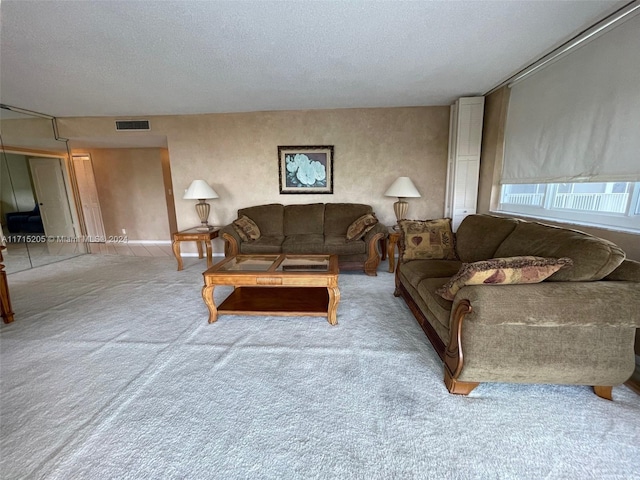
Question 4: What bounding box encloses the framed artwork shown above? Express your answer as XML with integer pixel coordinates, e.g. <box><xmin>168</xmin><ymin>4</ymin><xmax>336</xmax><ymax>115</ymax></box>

<box><xmin>278</xmin><ymin>145</ymin><xmax>334</xmax><ymax>194</ymax></box>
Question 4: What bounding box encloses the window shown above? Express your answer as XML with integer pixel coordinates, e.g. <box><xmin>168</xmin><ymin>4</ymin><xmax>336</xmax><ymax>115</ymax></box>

<box><xmin>498</xmin><ymin>182</ymin><xmax>640</xmax><ymax>233</ymax></box>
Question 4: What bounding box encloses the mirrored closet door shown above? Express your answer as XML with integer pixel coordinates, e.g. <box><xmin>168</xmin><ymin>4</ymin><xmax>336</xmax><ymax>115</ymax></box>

<box><xmin>1</xmin><ymin>106</ymin><xmax>87</xmax><ymax>273</ymax></box>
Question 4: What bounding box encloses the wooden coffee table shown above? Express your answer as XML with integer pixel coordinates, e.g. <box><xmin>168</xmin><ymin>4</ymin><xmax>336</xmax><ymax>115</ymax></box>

<box><xmin>201</xmin><ymin>254</ymin><xmax>340</xmax><ymax>325</ymax></box>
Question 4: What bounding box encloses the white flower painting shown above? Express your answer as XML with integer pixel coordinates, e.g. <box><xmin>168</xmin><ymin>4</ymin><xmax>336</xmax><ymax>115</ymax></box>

<box><xmin>278</xmin><ymin>146</ymin><xmax>334</xmax><ymax>194</ymax></box>
<box><xmin>286</xmin><ymin>153</ymin><xmax>327</xmax><ymax>186</ymax></box>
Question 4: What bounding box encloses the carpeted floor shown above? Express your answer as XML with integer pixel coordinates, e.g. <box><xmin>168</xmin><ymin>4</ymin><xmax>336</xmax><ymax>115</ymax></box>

<box><xmin>1</xmin><ymin>255</ymin><xmax>639</xmax><ymax>479</ymax></box>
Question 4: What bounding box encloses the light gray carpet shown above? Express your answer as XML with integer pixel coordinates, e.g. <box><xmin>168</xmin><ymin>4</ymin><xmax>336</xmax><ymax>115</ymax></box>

<box><xmin>1</xmin><ymin>255</ymin><xmax>639</xmax><ymax>479</ymax></box>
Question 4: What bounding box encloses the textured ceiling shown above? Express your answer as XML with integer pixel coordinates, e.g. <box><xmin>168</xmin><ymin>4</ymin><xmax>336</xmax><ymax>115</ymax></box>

<box><xmin>0</xmin><ymin>0</ymin><xmax>626</xmax><ymax>118</ymax></box>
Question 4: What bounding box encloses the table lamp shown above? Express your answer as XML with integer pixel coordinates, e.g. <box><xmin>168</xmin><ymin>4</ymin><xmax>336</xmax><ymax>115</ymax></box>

<box><xmin>183</xmin><ymin>180</ymin><xmax>219</xmax><ymax>231</ymax></box>
<box><xmin>384</xmin><ymin>177</ymin><xmax>421</xmax><ymax>223</ymax></box>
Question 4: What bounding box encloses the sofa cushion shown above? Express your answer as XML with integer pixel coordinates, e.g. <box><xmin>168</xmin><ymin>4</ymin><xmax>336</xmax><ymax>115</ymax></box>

<box><xmin>233</xmin><ymin>215</ymin><xmax>261</xmax><ymax>241</ymax></box>
<box><xmin>399</xmin><ymin>218</ymin><xmax>457</xmax><ymax>261</ymax></box>
<box><xmin>324</xmin><ymin>203</ymin><xmax>373</xmax><ymax>236</ymax></box>
<box><xmin>238</xmin><ymin>204</ymin><xmax>284</xmax><ymax>237</ymax></box>
<box><xmin>284</xmin><ymin>204</ymin><xmax>325</xmax><ymax>236</ymax></box>
<box><xmin>396</xmin><ymin>265</ymin><xmax>454</xmax><ymax>341</ymax></box>
<box><xmin>436</xmin><ymin>256</ymin><xmax>574</xmax><ymax>301</ymax></box>
<box><xmin>456</xmin><ymin>215</ymin><xmax>520</xmax><ymax>263</ymax></box>
<box><xmin>493</xmin><ymin>222</ymin><xmax>625</xmax><ymax>281</ymax></box>
<box><xmin>398</xmin><ymin>259</ymin><xmax>463</xmax><ymax>288</ymax></box>
<box><xmin>282</xmin><ymin>234</ymin><xmax>325</xmax><ymax>254</ymax></box>
<box><xmin>240</xmin><ymin>235</ymin><xmax>284</xmax><ymax>254</ymax></box>
<box><xmin>417</xmin><ymin>277</ymin><xmax>455</xmax><ymax>333</ymax></box>
<box><xmin>323</xmin><ymin>235</ymin><xmax>367</xmax><ymax>255</ymax></box>
<box><xmin>346</xmin><ymin>213</ymin><xmax>378</xmax><ymax>242</ymax></box>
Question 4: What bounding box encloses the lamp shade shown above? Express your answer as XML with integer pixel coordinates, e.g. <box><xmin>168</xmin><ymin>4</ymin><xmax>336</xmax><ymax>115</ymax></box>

<box><xmin>384</xmin><ymin>177</ymin><xmax>421</xmax><ymax>198</ymax></box>
<box><xmin>183</xmin><ymin>180</ymin><xmax>219</xmax><ymax>200</ymax></box>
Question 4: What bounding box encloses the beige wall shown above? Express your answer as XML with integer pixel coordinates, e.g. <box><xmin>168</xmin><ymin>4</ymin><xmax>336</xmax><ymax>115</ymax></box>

<box><xmin>479</xmin><ymin>87</ymin><xmax>640</xmax><ymax>261</ymax></box>
<box><xmin>59</xmin><ymin>107</ymin><xmax>451</xmax><ymax>245</ymax></box>
<box><xmin>77</xmin><ymin>148</ymin><xmax>172</xmax><ymax>241</ymax></box>
<box><xmin>0</xmin><ymin>117</ymin><xmax>67</xmax><ymax>153</ymax></box>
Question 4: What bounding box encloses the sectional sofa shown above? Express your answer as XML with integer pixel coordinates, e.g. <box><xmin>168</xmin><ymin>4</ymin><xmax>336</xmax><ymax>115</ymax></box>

<box><xmin>394</xmin><ymin>214</ymin><xmax>640</xmax><ymax>400</ymax></box>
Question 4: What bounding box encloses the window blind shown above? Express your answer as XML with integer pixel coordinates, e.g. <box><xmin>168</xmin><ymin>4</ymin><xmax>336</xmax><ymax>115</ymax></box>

<box><xmin>502</xmin><ymin>13</ymin><xmax>640</xmax><ymax>185</ymax></box>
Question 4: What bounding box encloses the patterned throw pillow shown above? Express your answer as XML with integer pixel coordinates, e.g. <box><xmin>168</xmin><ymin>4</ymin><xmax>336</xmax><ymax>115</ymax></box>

<box><xmin>435</xmin><ymin>256</ymin><xmax>573</xmax><ymax>301</ymax></box>
<box><xmin>346</xmin><ymin>213</ymin><xmax>379</xmax><ymax>242</ymax></box>
<box><xmin>232</xmin><ymin>215</ymin><xmax>261</xmax><ymax>242</ymax></box>
<box><xmin>399</xmin><ymin>218</ymin><xmax>457</xmax><ymax>261</ymax></box>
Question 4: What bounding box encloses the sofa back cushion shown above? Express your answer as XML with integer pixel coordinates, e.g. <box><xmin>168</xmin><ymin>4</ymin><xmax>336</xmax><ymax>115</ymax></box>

<box><xmin>284</xmin><ymin>203</ymin><xmax>325</xmax><ymax>236</ymax></box>
<box><xmin>456</xmin><ymin>214</ymin><xmax>520</xmax><ymax>263</ymax></box>
<box><xmin>604</xmin><ymin>259</ymin><xmax>640</xmax><ymax>282</ymax></box>
<box><xmin>238</xmin><ymin>204</ymin><xmax>284</xmax><ymax>237</ymax></box>
<box><xmin>493</xmin><ymin>221</ymin><xmax>625</xmax><ymax>281</ymax></box>
<box><xmin>324</xmin><ymin>203</ymin><xmax>373</xmax><ymax>236</ymax></box>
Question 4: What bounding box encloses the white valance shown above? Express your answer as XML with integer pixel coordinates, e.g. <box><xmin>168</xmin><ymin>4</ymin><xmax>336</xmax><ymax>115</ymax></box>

<box><xmin>502</xmin><ymin>13</ymin><xmax>640</xmax><ymax>185</ymax></box>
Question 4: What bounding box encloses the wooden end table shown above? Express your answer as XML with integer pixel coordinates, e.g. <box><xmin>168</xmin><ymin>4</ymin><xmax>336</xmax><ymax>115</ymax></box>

<box><xmin>1</xmin><ymin>246</ymin><xmax>15</xmax><ymax>324</ymax></box>
<box><xmin>172</xmin><ymin>227</ymin><xmax>219</xmax><ymax>271</ymax></box>
<box><xmin>387</xmin><ymin>228</ymin><xmax>400</xmax><ymax>273</ymax></box>
<box><xmin>202</xmin><ymin>254</ymin><xmax>340</xmax><ymax>325</ymax></box>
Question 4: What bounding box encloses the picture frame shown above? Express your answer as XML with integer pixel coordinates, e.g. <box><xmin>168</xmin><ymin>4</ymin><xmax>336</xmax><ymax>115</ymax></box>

<box><xmin>278</xmin><ymin>145</ymin><xmax>334</xmax><ymax>194</ymax></box>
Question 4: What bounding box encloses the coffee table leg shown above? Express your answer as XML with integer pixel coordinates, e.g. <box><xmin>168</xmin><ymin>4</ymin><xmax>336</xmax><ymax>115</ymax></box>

<box><xmin>197</xmin><ymin>241</ymin><xmax>204</xmax><ymax>259</ymax></box>
<box><xmin>327</xmin><ymin>286</ymin><xmax>340</xmax><ymax>325</ymax></box>
<box><xmin>202</xmin><ymin>284</ymin><xmax>218</xmax><ymax>323</ymax></box>
<box><xmin>172</xmin><ymin>240</ymin><xmax>183</xmax><ymax>271</ymax></box>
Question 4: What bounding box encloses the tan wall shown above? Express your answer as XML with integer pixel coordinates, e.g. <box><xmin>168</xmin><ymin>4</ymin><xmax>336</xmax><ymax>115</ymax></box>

<box><xmin>0</xmin><ymin>117</ymin><xmax>67</xmax><ymax>152</ymax></box>
<box><xmin>478</xmin><ymin>87</ymin><xmax>640</xmax><ymax>261</ymax></box>
<box><xmin>77</xmin><ymin>148</ymin><xmax>171</xmax><ymax>241</ymax></box>
<box><xmin>58</xmin><ymin>107</ymin><xmax>451</xmax><ymax>246</ymax></box>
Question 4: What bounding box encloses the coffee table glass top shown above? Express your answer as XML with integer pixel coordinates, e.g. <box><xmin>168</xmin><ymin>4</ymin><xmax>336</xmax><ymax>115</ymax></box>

<box><xmin>218</xmin><ymin>255</ymin><xmax>279</xmax><ymax>271</ymax></box>
<box><xmin>215</xmin><ymin>254</ymin><xmax>331</xmax><ymax>272</ymax></box>
<box><xmin>276</xmin><ymin>255</ymin><xmax>330</xmax><ymax>272</ymax></box>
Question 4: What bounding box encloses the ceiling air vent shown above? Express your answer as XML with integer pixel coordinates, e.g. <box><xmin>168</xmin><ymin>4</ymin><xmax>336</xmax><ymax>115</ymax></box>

<box><xmin>115</xmin><ymin>120</ymin><xmax>150</xmax><ymax>131</ymax></box>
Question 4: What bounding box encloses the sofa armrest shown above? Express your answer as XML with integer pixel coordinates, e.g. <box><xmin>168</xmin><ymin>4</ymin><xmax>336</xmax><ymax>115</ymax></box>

<box><xmin>364</xmin><ymin>223</ymin><xmax>388</xmax><ymax>257</ymax></box>
<box><xmin>364</xmin><ymin>222</ymin><xmax>388</xmax><ymax>243</ymax></box>
<box><xmin>453</xmin><ymin>281</ymin><xmax>640</xmax><ymax>328</ymax></box>
<box><xmin>219</xmin><ymin>224</ymin><xmax>241</xmax><ymax>257</ymax></box>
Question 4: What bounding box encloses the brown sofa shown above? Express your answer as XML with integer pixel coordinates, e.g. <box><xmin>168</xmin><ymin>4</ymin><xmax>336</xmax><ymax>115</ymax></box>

<box><xmin>219</xmin><ymin>203</ymin><xmax>388</xmax><ymax>275</ymax></box>
<box><xmin>394</xmin><ymin>214</ymin><xmax>640</xmax><ymax>399</ymax></box>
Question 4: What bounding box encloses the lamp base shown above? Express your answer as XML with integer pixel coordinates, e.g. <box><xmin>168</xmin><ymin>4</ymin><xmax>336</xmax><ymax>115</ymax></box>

<box><xmin>195</xmin><ymin>200</ymin><xmax>211</xmax><ymax>230</ymax></box>
<box><xmin>393</xmin><ymin>199</ymin><xmax>408</xmax><ymax>223</ymax></box>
